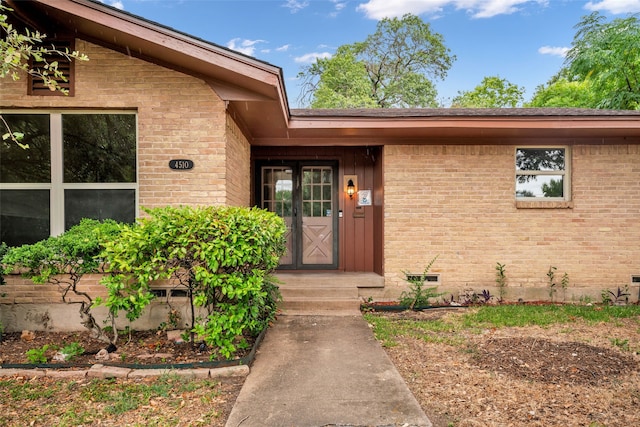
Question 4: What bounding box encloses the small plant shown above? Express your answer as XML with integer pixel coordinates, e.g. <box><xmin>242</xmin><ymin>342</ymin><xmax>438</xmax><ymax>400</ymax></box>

<box><xmin>495</xmin><ymin>262</ymin><xmax>507</xmax><ymax>302</ymax></box>
<box><xmin>547</xmin><ymin>266</ymin><xmax>558</xmax><ymax>301</ymax></box>
<box><xmin>602</xmin><ymin>286</ymin><xmax>630</xmax><ymax>305</ymax></box>
<box><xmin>561</xmin><ymin>272</ymin><xmax>569</xmax><ymax>301</ymax></box>
<box><xmin>26</xmin><ymin>344</ymin><xmax>54</xmax><ymax>364</ymax></box>
<box><xmin>459</xmin><ymin>289</ymin><xmax>493</xmax><ymax>305</ymax></box>
<box><xmin>60</xmin><ymin>342</ymin><xmax>85</xmax><ymax>361</ymax></box>
<box><xmin>399</xmin><ymin>255</ymin><xmax>443</xmax><ymax>309</ymax></box>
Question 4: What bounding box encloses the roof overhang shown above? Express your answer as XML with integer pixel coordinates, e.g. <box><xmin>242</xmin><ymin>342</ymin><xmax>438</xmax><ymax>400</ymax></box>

<box><xmin>6</xmin><ymin>0</ymin><xmax>290</xmax><ymax>138</ymax></box>
<box><xmin>251</xmin><ymin>108</ymin><xmax>640</xmax><ymax>146</ymax></box>
<box><xmin>6</xmin><ymin>1</ymin><xmax>640</xmax><ymax>147</ymax></box>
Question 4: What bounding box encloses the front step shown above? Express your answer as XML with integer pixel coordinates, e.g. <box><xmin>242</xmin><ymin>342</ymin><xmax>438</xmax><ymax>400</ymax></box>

<box><xmin>274</xmin><ymin>272</ymin><xmax>383</xmax><ymax>315</ymax></box>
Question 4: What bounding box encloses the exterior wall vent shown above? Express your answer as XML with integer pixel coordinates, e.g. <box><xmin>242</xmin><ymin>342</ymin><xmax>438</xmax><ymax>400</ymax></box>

<box><xmin>170</xmin><ymin>289</ymin><xmax>189</xmax><ymax>298</ymax></box>
<box><xmin>405</xmin><ymin>274</ymin><xmax>440</xmax><ymax>284</ymax></box>
<box><xmin>150</xmin><ymin>289</ymin><xmax>167</xmax><ymax>297</ymax></box>
<box><xmin>632</xmin><ymin>276</ymin><xmax>640</xmax><ymax>283</ymax></box>
<box><xmin>28</xmin><ymin>39</ymin><xmax>75</xmax><ymax>96</ymax></box>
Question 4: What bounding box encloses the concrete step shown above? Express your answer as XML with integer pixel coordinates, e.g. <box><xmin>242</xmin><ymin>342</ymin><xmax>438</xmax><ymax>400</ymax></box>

<box><xmin>279</xmin><ymin>297</ymin><xmax>361</xmax><ymax>315</ymax></box>
<box><xmin>274</xmin><ymin>272</ymin><xmax>379</xmax><ymax>315</ymax></box>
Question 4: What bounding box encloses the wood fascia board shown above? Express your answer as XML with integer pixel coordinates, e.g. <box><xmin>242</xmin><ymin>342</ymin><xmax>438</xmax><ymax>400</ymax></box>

<box><xmin>251</xmin><ymin>135</ymin><xmax>640</xmax><ymax>147</ymax></box>
<box><xmin>287</xmin><ymin>116</ymin><xmax>640</xmax><ymax>132</ymax></box>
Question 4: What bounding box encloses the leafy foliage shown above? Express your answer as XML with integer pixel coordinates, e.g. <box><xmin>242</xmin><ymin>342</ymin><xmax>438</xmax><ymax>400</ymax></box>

<box><xmin>452</xmin><ymin>76</ymin><xmax>525</xmax><ymax>108</ymax></box>
<box><xmin>25</xmin><ymin>344</ymin><xmax>52</xmax><ymax>364</ymax></box>
<box><xmin>99</xmin><ymin>206</ymin><xmax>286</xmax><ymax>359</ymax></box>
<box><xmin>399</xmin><ymin>255</ymin><xmax>443</xmax><ymax>309</ymax></box>
<box><xmin>298</xmin><ymin>14</ymin><xmax>454</xmax><ymax>108</ymax></box>
<box><xmin>1</xmin><ymin>219</ymin><xmax>124</xmax><ymax>342</ymax></box>
<box><xmin>0</xmin><ymin>5</ymin><xmax>88</xmax><ymax>148</ymax></box>
<box><xmin>529</xmin><ymin>12</ymin><xmax>640</xmax><ymax>109</ymax></box>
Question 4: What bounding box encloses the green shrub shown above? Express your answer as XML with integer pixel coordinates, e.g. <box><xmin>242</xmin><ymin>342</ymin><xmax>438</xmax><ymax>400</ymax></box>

<box><xmin>99</xmin><ymin>205</ymin><xmax>286</xmax><ymax>359</ymax></box>
<box><xmin>1</xmin><ymin>219</ymin><xmax>124</xmax><ymax>342</ymax></box>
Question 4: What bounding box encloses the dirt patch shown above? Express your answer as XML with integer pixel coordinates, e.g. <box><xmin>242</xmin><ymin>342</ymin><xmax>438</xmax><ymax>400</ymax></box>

<box><xmin>379</xmin><ymin>311</ymin><xmax>640</xmax><ymax>427</ymax></box>
<box><xmin>0</xmin><ymin>329</ymin><xmax>252</xmax><ymax>366</ymax></box>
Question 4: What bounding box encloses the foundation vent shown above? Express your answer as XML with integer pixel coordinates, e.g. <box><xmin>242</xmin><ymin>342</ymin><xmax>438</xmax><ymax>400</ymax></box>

<box><xmin>170</xmin><ymin>289</ymin><xmax>189</xmax><ymax>298</ymax></box>
<box><xmin>405</xmin><ymin>274</ymin><xmax>440</xmax><ymax>284</ymax></box>
<box><xmin>150</xmin><ymin>289</ymin><xmax>167</xmax><ymax>297</ymax></box>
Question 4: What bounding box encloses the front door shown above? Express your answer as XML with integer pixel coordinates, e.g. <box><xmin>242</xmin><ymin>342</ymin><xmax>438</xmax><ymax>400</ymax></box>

<box><xmin>257</xmin><ymin>161</ymin><xmax>338</xmax><ymax>269</ymax></box>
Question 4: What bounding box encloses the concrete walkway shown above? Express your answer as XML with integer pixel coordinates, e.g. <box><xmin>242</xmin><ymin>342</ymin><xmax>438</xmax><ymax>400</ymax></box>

<box><xmin>225</xmin><ymin>314</ymin><xmax>431</xmax><ymax>427</ymax></box>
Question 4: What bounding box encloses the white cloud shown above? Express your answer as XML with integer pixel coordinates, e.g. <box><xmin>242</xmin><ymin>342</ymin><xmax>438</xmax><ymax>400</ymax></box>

<box><xmin>538</xmin><ymin>45</ymin><xmax>570</xmax><ymax>57</ymax></box>
<box><xmin>356</xmin><ymin>0</ymin><xmax>546</xmax><ymax>19</ymax></box>
<box><xmin>276</xmin><ymin>44</ymin><xmax>291</xmax><ymax>52</ymax></box>
<box><xmin>585</xmin><ymin>0</ymin><xmax>640</xmax><ymax>14</ymax></box>
<box><xmin>294</xmin><ymin>52</ymin><xmax>332</xmax><ymax>64</ymax></box>
<box><xmin>100</xmin><ymin>0</ymin><xmax>124</xmax><ymax>9</ymax></box>
<box><xmin>283</xmin><ymin>0</ymin><xmax>310</xmax><ymax>13</ymax></box>
<box><xmin>226</xmin><ymin>38</ymin><xmax>267</xmax><ymax>56</ymax></box>
<box><xmin>329</xmin><ymin>0</ymin><xmax>348</xmax><ymax>16</ymax></box>
<box><xmin>332</xmin><ymin>0</ymin><xmax>347</xmax><ymax>11</ymax></box>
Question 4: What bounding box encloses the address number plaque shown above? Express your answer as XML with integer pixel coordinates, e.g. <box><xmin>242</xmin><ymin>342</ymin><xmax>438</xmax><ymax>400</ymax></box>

<box><xmin>169</xmin><ymin>159</ymin><xmax>194</xmax><ymax>170</ymax></box>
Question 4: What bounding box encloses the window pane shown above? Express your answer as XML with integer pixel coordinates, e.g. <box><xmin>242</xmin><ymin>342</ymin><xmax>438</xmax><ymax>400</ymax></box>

<box><xmin>64</xmin><ymin>189</ymin><xmax>135</xmax><ymax>229</ymax></box>
<box><xmin>516</xmin><ymin>149</ymin><xmax>565</xmax><ymax>171</ymax></box>
<box><xmin>0</xmin><ymin>114</ymin><xmax>50</xmax><ymax>183</ymax></box>
<box><xmin>0</xmin><ymin>190</ymin><xmax>50</xmax><ymax>246</ymax></box>
<box><xmin>516</xmin><ymin>175</ymin><xmax>564</xmax><ymax>198</ymax></box>
<box><xmin>63</xmin><ymin>114</ymin><xmax>136</xmax><ymax>183</ymax></box>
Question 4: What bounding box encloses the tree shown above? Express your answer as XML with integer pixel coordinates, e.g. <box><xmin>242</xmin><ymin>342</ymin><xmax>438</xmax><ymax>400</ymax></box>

<box><xmin>451</xmin><ymin>76</ymin><xmax>524</xmax><ymax>108</ymax></box>
<box><xmin>0</xmin><ymin>4</ymin><xmax>88</xmax><ymax>147</ymax></box>
<box><xmin>527</xmin><ymin>76</ymin><xmax>597</xmax><ymax>108</ymax></box>
<box><xmin>530</xmin><ymin>12</ymin><xmax>640</xmax><ymax>109</ymax></box>
<box><xmin>298</xmin><ymin>14</ymin><xmax>455</xmax><ymax>108</ymax></box>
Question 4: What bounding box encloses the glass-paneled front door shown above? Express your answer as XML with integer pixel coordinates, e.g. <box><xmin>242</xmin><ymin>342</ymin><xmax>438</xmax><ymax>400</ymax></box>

<box><xmin>258</xmin><ymin>162</ymin><xmax>338</xmax><ymax>269</ymax></box>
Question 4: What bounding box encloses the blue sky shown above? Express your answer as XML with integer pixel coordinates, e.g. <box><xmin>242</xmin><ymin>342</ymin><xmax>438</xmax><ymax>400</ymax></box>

<box><xmin>104</xmin><ymin>0</ymin><xmax>640</xmax><ymax>107</ymax></box>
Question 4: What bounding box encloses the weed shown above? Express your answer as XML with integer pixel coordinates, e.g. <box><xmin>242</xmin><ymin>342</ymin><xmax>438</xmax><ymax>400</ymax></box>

<box><xmin>60</xmin><ymin>342</ymin><xmax>85</xmax><ymax>361</ymax></box>
<box><xmin>26</xmin><ymin>344</ymin><xmax>54</xmax><ymax>364</ymax></box>
<box><xmin>399</xmin><ymin>255</ymin><xmax>443</xmax><ymax>309</ymax></box>
<box><xmin>547</xmin><ymin>266</ymin><xmax>557</xmax><ymax>301</ymax></box>
<box><xmin>495</xmin><ymin>262</ymin><xmax>507</xmax><ymax>302</ymax></box>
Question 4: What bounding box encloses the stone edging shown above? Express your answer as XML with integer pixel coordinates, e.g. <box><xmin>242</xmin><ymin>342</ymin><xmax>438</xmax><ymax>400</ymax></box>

<box><xmin>0</xmin><ymin>363</ymin><xmax>250</xmax><ymax>380</ymax></box>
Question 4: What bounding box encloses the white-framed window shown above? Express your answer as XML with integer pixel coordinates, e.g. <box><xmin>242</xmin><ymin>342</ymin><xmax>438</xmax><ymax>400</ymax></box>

<box><xmin>515</xmin><ymin>147</ymin><xmax>570</xmax><ymax>201</ymax></box>
<box><xmin>0</xmin><ymin>111</ymin><xmax>137</xmax><ymax>246</ymax></box>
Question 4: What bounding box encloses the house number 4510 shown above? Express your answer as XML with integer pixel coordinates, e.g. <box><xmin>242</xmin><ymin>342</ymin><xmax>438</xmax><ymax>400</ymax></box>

<box><xmin>169</xmin><ymin>159</ymin><xmax>194</xmax><ymax>170</ymax></box>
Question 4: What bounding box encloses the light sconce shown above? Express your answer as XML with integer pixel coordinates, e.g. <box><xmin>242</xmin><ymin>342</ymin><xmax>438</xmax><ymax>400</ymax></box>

<box><xmin>346</xmin><ymin>179</ymin><xmax>355</xmax><ymax>199</ymax></box>
<box><xmin>344</xmin><ymin>175</ymin><xmax>357</xmax><ymax>200</ymax></box>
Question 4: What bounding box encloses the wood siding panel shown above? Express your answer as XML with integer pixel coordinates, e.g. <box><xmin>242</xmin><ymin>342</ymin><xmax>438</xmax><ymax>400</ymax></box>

<box><xmin>252</xmin><ymin>146</ymin><xmax>382</xmax><ymax>273</ymax></box>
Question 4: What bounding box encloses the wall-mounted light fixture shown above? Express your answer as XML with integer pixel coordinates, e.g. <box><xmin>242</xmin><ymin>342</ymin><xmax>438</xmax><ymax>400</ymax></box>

<box><xmin>347</xmin><ymin>179</ymin><xmax>355</xmax><ymax>199</ymax></box>
<box><xmin>344</xmin><ymin>175</ymin><xmax>357</xmax><ymax>200</ymax></box>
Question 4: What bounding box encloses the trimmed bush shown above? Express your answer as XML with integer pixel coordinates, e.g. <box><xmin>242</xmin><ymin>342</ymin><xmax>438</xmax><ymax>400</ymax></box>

<box><xmin>99</xmin><ymin>205</ymin><xmax>286</xmax><ymax>359</ymax></box>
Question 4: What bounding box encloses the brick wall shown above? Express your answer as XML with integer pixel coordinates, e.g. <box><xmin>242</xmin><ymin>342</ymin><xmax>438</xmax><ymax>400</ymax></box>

<box><xmin>225</xmin><ymin>116</ymin><xmax>251</xmax><ymax>206</ymax></box>
<box><xmin>0</xmin><ymin>40</ymin><xmax>251</xmax><ymax>312</ymax></box>
<box><xmin>383</xmin><ymin>144</ymin><xmax>640</xmax><ymax>302</ymax></box>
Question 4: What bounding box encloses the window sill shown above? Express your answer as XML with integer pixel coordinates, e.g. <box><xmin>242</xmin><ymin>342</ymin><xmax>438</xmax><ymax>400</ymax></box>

<box><xmin>516</xmin><ymin>200</ymin><xmax>574</xmax><ymax>209</ymax></box>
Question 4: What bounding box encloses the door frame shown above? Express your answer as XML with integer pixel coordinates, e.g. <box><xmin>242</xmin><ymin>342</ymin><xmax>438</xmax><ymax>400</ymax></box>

<box><xmin>255</xmin><ymin>160</ymin><xmax>339</xmax><ymax>270</ymax></box>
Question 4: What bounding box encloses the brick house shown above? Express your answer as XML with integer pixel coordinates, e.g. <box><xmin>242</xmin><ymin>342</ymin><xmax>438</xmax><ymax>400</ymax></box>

<box><xmin>1</xmin><ymin>0</ymin><xmax>639</xmax><ymax>330</ymax></box>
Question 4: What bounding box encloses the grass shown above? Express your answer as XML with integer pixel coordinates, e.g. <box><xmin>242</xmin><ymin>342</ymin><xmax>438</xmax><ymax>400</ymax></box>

<box><xmin>364</xmin><ymin>304</ymin><xmax>640</xmax><ymax>348</ymax></box>
<box><xmin>0</xmin><ymin>373</ymin><xmax>226</xmax><ymax>426</ymax></box>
